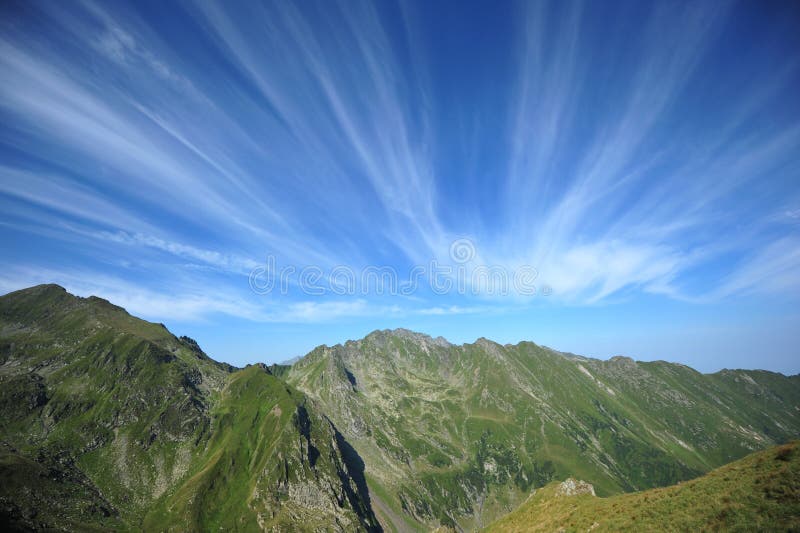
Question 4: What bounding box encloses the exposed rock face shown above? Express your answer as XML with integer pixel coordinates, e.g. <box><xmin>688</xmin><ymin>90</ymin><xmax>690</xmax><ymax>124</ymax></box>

<box><xmin>556</xmin><ymin>478</ymin><xmax>596</xmax><ymax>497</ymax></box>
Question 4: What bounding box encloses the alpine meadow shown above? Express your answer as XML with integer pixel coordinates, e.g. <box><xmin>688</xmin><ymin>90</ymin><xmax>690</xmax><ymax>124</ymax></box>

<box><xmin>1</xmin><ymin>1</ymin><xmax>799</xmax><ymax>532</ymax></box>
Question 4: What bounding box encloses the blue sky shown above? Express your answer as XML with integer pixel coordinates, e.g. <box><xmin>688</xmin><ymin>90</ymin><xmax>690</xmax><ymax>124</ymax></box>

<box><xmin>1</xmin><ymin>0</ymin><xmax>799</xmax><ymax>373</ymax></box>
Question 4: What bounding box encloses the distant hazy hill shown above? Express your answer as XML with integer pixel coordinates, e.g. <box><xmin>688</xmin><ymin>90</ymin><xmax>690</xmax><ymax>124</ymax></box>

<box><xmin>0</xmin><ymin>285</ymin><xmax>798</xmax><ymax>531</ymax></box>
<box><xmin>486</xmin><ymin>440</ymin><xmax>800</xmax><ymax>532</ymax></box>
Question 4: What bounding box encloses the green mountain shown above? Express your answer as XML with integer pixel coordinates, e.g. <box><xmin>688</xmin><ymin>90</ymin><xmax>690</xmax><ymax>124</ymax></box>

<box><xmin>1</xmin><ymin>285</ymin><xmax>798</xmax><ymax>531</ymax></box>
<box><xmin>486</xmin><ymin>440</ymin><xmax>800</xmax><ymax>532</ymax></box>
<box><xmin>285</xmin><ymin>329</ymin><xmax>800</xmax><ymax>531</ymax></box>
<box><xmin>0</xmin><ymin>285</ymin><xmax>378</xmax><ymax>531</ymax></box>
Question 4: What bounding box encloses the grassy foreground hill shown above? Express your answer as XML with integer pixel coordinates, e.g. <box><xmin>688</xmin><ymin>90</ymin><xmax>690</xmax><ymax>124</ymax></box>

<box><xmin>0</xmin><ymin>285</ymin><xmax>378</xmax><ymax>531</ymax></box>
<box><xmin>486</xmin><ymin>440</ymin><xmax>800</xmax><ymax>532</ymax></box>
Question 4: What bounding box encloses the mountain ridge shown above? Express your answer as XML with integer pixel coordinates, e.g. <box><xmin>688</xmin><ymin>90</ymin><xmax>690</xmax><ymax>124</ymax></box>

<box><xmin>5</xmin><ymin>286</ymin><xmax>796</xmax><ymax>378</ymax></box>
<box><xmin>0</xmin><ymin>284</ymin><xmax>379</xmax><ymax>531</ymax></box>
<box><xmin>285</xmin><ymin>324</ymin><xmax>800</xmax><ymax>530</ymax></box>
<box><xmin>1</xmin><ymin>284</ymin><xmax>798</xmax><ymax>531</ymax></box>
<box><xmin>304</xmin><ymin>327</ymin><xmax>797</xmax><ymax>380</ymax></box>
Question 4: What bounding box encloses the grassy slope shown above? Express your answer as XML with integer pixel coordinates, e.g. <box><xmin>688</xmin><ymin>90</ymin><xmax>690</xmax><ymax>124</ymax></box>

<box><xmin>286</xmin><ymin>330</ymin><xmax>800</xmax><ymax>531</ymax></box>
<box><xmin>486</xmin><ymin>441</ymin><xmax>800</xmax><ymax>532</ymax></box>
<box><xmin>0</xmin><ymin>285</ymin><xmax>377</xmax><ymax>531</ymax></box>
<box><xmin>144</xmin><ymin>365</ymin><xmax>378</xmax><ymax>532</ymax></box>
<box><xmin>0</xmin><ymin>285</ymin><xmax>230</xmax><ymax>525</ymax></box>
<box><xmin>0</xmin><ymin>442</ymin><xmax>123</xmax><ymax>532</ymax></box>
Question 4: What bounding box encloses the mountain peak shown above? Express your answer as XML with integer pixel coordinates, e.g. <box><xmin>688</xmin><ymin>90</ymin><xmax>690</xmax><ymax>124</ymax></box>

<box><xmin>474</xmin><ymin>336</ymin><xmax>500</xmax><ymax>347</ymax></box>
<box><xmin>609</xmin><ymin>355</ymin><xmax>636</xmax><ymax>366</ymax></box>
<box><xmin>30</xmin><ymin>283</ymin><xmax>67</xmax><ymax>293</ymax></box>
<box><xmin>1</xmin><ymin>283</ymin><xmax>76</xmax><ymax>318</ymax></box>
<box><xmin>3</xmin><ymin>283</ymin><xmax>68</xmax><ymax>300</ymax></box>
<box><xmin>555</xmin><ymin>478</ymin><xmax>596</xmax><ymax>497</ymax></box>
<box><xmin>364</xmin><ymin>328</ymin><xmax>451</xmax><ymax>347</ymax></box>
<box><xmin>0</xmin><ymin>283</ymin><xmax>174</xmax><ymax>348</ymax></box>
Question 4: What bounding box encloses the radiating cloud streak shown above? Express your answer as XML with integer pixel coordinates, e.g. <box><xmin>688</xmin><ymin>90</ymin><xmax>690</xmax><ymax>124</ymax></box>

<box><xmin>0</xmin><ymin>0</ymin><xmax>799</xmax><ymax>330</ymax></box>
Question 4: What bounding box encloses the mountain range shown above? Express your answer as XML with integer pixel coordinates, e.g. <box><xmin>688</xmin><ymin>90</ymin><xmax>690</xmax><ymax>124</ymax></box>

<box><xmin>1</xmin><ymin>284</ymin><xmax>798</xmax><ymax>531</ymax></box>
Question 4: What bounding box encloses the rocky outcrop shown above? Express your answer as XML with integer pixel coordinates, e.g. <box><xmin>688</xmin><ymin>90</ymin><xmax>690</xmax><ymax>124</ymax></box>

<box><xmin>555</xmin><ymin>478</ymin><xmax>596</xmax><ymax>497</ymax></box>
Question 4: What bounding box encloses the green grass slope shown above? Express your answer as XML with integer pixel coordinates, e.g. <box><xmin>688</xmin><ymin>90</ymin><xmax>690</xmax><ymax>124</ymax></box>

<box><xmin>0</xmin><ymin>285</ymin><xmax>230</xmax><ymax>523</ymax></box>
<box><xmin>0</xmin><ymin>285</ymin><xmax>377</xmax><ymax>531</ymax></box>
<box><xmin>0</xmin><ymin>442</ymin><xmax>122</xmax><ymax>532</ymax></box>
<box><xmin>486</xmin><ymin>440</ymin><xmax>800</xmax><ymax>532</ymax></box>
<box><xmin>144</xmin><ymin>364</ymin><xmax>379</xmax><ymax>531</ymax></box>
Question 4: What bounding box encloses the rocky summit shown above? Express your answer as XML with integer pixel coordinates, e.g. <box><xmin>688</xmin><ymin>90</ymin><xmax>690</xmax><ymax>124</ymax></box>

<box><xmin>1</xmin><ymin>285</ymin><xmax>799</xmax><ymax>531</ymax></box>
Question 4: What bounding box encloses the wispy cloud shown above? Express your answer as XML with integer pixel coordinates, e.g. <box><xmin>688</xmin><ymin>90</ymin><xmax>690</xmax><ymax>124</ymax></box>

<box><xmin>418</xmin><ymin>305</ymin><xmax>495</xmax><ymax>316</ymax></box>
<box><xmin>0</xmin><ymin>265</ymin><xmax>403</xmax><ymax>323</ymax></box>
<box><xmin>0</xmin><ymin>0</ymin><xmax>799</xmax><ymax>337</ymax></box>
<box><xmin>712</xmin><ymin>237</ymin><xmax>800</xmax><ymax>298</ymax></box>
<box><xmin>478</xmin><ymin>1</ymin><xmax>800</xmax><ymax>302</ymax></box>
<box><xmin>95</xmin><ymin>231</ymin><xmax>259</xmax><ymax>274</ymax></box>
<box><xmin>0</xmin><ymin>265</ymin><xmax>265</xmax><ymax>322</ymax></box>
